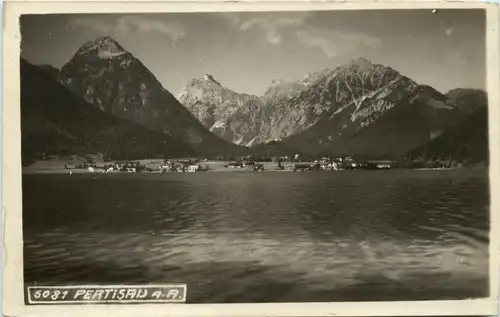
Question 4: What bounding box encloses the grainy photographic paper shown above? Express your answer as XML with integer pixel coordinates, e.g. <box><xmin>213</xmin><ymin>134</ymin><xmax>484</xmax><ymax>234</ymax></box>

<box><xmin>2</xmin><ymin>1</ymin><xmax>499</xmax><ymax>316</ymax></box>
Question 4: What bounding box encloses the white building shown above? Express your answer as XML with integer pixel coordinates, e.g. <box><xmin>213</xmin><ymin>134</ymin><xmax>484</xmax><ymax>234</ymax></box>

<box><xmin>187</xmin><ymin>165</ymin><xmax>200</xmax><ymax>172</ymax></box>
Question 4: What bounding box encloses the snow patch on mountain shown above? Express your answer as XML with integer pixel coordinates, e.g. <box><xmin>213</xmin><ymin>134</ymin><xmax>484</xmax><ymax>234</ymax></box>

<box><xmin>98</xmin><ymin>50</ymin><xmax>127</xmax><ymax>59</ymax></box>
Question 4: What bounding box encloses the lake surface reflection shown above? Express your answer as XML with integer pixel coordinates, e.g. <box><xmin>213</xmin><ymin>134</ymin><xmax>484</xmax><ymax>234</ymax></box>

<box><xmin>23</xmin><ymin>170</ymin><xmax>490</xmax><ymax>303</ymax></box>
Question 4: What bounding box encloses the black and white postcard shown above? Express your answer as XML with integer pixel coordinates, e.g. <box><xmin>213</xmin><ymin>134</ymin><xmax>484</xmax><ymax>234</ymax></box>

<box><xmin>2</xmin><ymin>1</ymin><xmax>499</xmax><ymax>316</ymax></box>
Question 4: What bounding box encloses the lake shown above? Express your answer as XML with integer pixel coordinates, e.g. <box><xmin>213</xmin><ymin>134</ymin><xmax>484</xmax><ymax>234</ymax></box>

<box><xmin>22</xmin><ymin>169</ymin><xmax>490</xmax><ymax>303</ymax></box>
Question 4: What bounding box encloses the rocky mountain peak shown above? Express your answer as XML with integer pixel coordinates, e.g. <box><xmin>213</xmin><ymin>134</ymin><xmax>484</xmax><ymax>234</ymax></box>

<box><xmin>335</xmin><ymin>58</ymin><xmax>392</xmax><ymax>80</ymax></box>
<box><xmin>59</xmin><ymin>37</ymin><xmax>246</xmax><ymax>156</ymax></box>
<box><xmin>178</xmin><ymin>72</ymin><xmax>262</xmax><ymax>133</ymax></box>
<box><xmin>20</xmin><ymin>58</ymin><xmax>197</xmax><ymax>162</ymax></box>
<box><xmin>302</xmin><ymin>69</ymin><xmax>329</xmax><ymax>85</ymax></box>
<box><xmin>265</xmin><ymin>77</ymin><xmax>290</xmax><ymax>92</ymax></box>
<box><xmin>202</xmin><ymin>73</ymin><xmax>221</xmax><ymax>85</ymax></box>
<box><xmin>76</xmin><ymin>36</ymin><xmax>127</xmax><ymax>59</ymax></box>
<box><xmin>263</xmin><ymin>77</ymin><xmax>307</xmax><ymax>101</ymax></box>
<box><xmin>347</xmin><ymin>57</ymin><xmax>373</xmax><ymax>69</ymax></box>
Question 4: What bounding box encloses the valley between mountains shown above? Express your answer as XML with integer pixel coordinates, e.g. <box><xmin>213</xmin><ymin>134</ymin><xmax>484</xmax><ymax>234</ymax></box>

<box><xmin>21</xmin><ymin>36</ymin><xmax>489</xmax><ymax>166</ymax></box>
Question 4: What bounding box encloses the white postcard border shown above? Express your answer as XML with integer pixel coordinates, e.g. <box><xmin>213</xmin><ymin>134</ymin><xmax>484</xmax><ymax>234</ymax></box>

<box><xmin>3</xmin><ymin>1</ymin><xmax>499</xmax><ymax>317</ymax></box>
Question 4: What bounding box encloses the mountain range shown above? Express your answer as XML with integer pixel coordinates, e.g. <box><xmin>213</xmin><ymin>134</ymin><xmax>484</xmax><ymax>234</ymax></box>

<box><xmin>23</xmin><ymin>36</ymin><xmax>489</xmax><ymax>164</ymax></box>
<box><xmin>179</xmin><ymin>58</ymin><xmax>486</xmax><ymax>159</ymax></box>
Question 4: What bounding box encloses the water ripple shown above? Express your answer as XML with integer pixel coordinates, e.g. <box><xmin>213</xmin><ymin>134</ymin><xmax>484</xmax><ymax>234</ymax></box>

<box><xmin>23</xmin><ymin>170</ymin><xmax>489</xmax><ymax>302</ymax></box>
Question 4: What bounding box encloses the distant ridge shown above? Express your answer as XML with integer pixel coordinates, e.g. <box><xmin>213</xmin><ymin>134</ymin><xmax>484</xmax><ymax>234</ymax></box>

<box><xmin>407</xmin><ymin>89</ymin><xmax>488</xmax><ymax>164</ymax></box>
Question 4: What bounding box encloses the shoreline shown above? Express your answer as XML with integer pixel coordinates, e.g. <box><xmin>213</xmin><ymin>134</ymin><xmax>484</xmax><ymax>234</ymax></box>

<box><xmin>22</xmin><ymin>161</ymin><xmax>486</xmax><ymax>175</ymax></box>
<box><xmin>21</xmin><ymin>155</ymin><xmax>488</xmax><ymax>175</ymax></box>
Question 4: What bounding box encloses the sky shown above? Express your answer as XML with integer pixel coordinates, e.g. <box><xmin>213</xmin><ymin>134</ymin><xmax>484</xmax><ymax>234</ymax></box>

<box><xmin>20</xmin><ymin>10</ymin><xmax>486</xmax><ymax>96</ymax></box>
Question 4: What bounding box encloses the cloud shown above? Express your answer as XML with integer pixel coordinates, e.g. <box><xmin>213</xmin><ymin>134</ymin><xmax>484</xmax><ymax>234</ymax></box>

<box><xmin>66</xmin><ymin>13</ymin><xmax>381</xmax><ymax>58</ymax></box>
<box><xmin>266</xmin><ymin>31</ymin><xmax>282</xmax><ymax>45</ymax></box>
<box><xmin>65</xmin><ymin>18</ymin><xmax>112</xmax><ymax>34</ymax></box>
<box><xmin>296</xmin><ymin>28</ymin><xmax>382</xmax><ymax>58</ymax></box>
<box><xmin>116</xmin><ymin>16</ymin><xmax>186</xmax><ymax>42</ymax></box>
<box><xmin>240</xmin><ymin>17</ymin><xmax>305</xmax><ymax>31</ymax></box>
<box><xmin>238</xmin><ymin>14</ymin><xmax>307</xmax><ymax>45</ymax></box>
<box><xmin>66</xmin><ymin>16</ymin><xmax>187</xmax><ymax>43</ymax></box>
<box><xmin>231</xmin><ymin>13</ymin><xmax>380</xmax><ymax>57</ymax></box>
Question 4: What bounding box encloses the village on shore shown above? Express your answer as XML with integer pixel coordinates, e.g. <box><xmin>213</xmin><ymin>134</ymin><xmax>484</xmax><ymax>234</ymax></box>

<box><xmin>54</xmin><ymin>152</ymin><xmax>475</xmax><ymax>174</ymax></box>
<box><xmin>64</xmin><ymin>156</ymin><xmax>390</xmax><ymax>174</ymax></box>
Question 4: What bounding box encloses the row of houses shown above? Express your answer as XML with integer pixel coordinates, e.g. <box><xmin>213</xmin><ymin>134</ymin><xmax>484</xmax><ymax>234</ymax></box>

<box><xmin>65</xmin><ymin>160</ymin><xmax>208</xmax><ymax>173</ymax></box>
<box><xmin>65</xmin><ymin>161</ymin><xmax>141</xmax><ymax>173</ymax></box>
<box><xmin>224</xmin><ymin>161</ymin><xmax>265</xmax><ymax>171</ymax></box>
<box><xmin>143</xmin><ymin>160</ymin><xmax>209</xmax><ymax>173</ymax></box>
<box><xmin>293</xmin><ymin>157</ymin><xmax>394</xmax><ymax>172</ymax></box>
<box><xmin>64</xmin><ymin>157</ymin><xmax>394</xmax><ymax>174</ymax></box>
